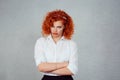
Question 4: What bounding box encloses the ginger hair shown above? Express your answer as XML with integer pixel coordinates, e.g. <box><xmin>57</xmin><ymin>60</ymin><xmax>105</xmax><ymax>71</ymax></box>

<box><xmin>42</xmin><ymin>9</ymin><xmax>74</xmax><ymax>40</ymax></box>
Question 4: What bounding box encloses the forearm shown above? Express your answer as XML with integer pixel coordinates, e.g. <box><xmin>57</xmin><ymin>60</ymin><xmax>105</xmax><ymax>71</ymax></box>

<box><xmin>38</xmin><ymin>62</ymin><xmax>68</xmax><ymax>72</ymax></box>
<box><xmin>51</xmin><ymin>67</ymin><xmax>73</xmax><ymax>75</ymax></box>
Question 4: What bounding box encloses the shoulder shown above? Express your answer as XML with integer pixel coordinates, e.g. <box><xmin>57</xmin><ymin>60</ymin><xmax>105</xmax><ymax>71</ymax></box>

<box><xmin>35</xmin><ymin>37</ymin><xmax>47</xmax><ymax>44</ymax></box>
<box><xmin>65</xmin><ymin>39</ymin><xmax>77</xmax><ymax>47</ymax></box>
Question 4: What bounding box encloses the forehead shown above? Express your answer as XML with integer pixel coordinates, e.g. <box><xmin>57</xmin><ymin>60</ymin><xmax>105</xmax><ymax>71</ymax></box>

<box><xmin>53</xmin><ymin>21</ymin><xmax>64</xmax><ymax>26</ymax></box>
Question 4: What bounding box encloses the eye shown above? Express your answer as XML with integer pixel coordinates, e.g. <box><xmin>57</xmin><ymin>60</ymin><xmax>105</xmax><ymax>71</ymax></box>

<box><xmin>57</xmin><ymin>26</ymin><xmax>62</xmax><ymax>28</ymax></box>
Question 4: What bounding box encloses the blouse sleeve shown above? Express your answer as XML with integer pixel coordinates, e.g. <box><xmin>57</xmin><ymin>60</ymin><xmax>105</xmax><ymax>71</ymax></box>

<box><xmin>67</xmin><ymin>41</ymin><xmax>78</xmax><ymax>75</ymax></box>
<box><xmin>34</xmin><ymin>38</ymin><xmax>46</xmax><ymax>66</ymax></box>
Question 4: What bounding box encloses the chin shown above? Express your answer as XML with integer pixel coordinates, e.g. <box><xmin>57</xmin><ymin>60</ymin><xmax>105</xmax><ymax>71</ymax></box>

<box><xmin>53</xmin><ymin>35</ymin><xmax>59</xmax><ymax>38</ymax></box>
<box><xmin>52</xmin><ymin>35</ymin><xmax>59</xmax><ymax>38</ymax></box>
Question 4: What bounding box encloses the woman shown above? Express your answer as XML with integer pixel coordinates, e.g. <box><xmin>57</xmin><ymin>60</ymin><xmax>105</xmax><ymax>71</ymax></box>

<box><xmin>34</xmin><ymin>9</ymin><xmax>78</xmax><ymax>80</ymax></box>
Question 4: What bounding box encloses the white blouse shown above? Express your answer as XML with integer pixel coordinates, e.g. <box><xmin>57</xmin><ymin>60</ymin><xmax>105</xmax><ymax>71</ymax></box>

<box><xmin>34</xmin><ymin>35</ymin><xmax>78</xmax><ymax>76</ymax></box>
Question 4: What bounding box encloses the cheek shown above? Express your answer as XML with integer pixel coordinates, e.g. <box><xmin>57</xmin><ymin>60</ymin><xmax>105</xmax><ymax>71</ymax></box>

<box><xmin>58</xmin><ymin>29</ymin><xmax>63</xmax><ymax>33</ymax></box>
<box><xmin>50</xmin><ymin>28</ymin><xmax>54</xmax><ymax>32</ymax></box>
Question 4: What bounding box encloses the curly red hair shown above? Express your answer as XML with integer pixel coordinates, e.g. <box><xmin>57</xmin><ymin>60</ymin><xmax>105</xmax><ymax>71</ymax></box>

<box><xmin>42</xmin><ymin>9</ymin><xmax>74</xmax><ymax>40</ymax></box>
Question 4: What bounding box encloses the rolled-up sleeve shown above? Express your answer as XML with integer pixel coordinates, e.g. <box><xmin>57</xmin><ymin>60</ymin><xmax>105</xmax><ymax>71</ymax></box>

<box><xmin>34</xmin><ymin>38</ymin><xmax>46</xmax><ymax>66</ymax></box>
<box><xmin>67</xmin><ymin>41</ymin><xmax>78</xmax><ymax>75</ymax></box>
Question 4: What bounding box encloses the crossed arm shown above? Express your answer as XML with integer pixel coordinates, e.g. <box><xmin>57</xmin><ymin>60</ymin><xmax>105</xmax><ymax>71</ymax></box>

<box><xmin>37</xmin><ymin>62</ymin><xmax>73</xmax><ymax>75</ymax></box>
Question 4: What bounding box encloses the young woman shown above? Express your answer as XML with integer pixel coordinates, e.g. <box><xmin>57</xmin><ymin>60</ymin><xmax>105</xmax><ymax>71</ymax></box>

<box><xmin>34</xmin><ymin>9</ymin><xmax>78</xmax><ymax>80</ymax></box>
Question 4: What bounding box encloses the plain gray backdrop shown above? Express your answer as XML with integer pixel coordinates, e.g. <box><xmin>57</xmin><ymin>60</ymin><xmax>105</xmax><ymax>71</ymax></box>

<box><xmin>0</xmin><ymin>0</ymin><xmax>120</xmax><ymax>80</ymax></box>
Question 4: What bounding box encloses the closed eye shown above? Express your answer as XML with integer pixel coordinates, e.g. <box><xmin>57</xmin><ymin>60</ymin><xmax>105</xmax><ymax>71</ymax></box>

<box><xmin>51</xmin><ymin>26</ymin><xmax>64</xmax><ymax>28</ymax></box>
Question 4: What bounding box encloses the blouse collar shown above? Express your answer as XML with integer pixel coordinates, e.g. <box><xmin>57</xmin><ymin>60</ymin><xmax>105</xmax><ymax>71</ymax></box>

<box><xmin>47</xmin><ymin>34</ymin><xmax>65</xmax><ymax>41</ymax></box>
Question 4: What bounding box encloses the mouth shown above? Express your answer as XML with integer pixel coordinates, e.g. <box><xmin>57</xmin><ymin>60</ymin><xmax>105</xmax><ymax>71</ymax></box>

<box><xmin>53</xmin><ymin>33</ymin><xmax>58</xmax><ymax>35</ymax></box>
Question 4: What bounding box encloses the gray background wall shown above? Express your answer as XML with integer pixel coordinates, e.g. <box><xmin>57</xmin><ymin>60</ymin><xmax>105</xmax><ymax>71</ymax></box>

<box><xmin>0</xmin><ymin>0</ymin><xmax>120</xmax><ymax>80</ymax></box>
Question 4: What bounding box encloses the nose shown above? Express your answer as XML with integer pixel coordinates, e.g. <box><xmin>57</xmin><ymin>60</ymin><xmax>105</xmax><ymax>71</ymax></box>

<box><xmin>54</xmin><ymin>27</ymin><xmax>57</xmax><ymax>32</ymax></box>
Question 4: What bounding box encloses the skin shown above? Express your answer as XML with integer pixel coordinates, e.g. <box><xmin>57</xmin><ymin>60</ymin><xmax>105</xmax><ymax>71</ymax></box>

<box><xmin>38</xmin><ymin>20</ymin><xmax>73</xmax><ymax>75</ymax></box>
<box><xmin>50</xmin><ymin>21</ymin><xmax>64</xmax><ymax>43</ymax></box>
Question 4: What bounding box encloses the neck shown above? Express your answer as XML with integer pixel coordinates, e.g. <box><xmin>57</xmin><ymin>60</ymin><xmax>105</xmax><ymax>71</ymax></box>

<box><xmin>52</xmin><ymin>36</ymin><xmax>62</xmax><ymax>43</ymax></box>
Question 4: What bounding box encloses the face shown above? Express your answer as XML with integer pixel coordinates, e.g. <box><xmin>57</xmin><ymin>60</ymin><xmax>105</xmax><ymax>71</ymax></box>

<box><xmin>50</xmin><ymin>21</ymin><xmax>64</xmax><ymax>39</ymax></box>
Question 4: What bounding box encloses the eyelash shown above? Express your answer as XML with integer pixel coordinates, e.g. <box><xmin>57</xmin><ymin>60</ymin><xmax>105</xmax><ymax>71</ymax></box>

<box><xmin>58</xmin><ymin>26</ymin><xmax>62</xmax><ymax>28</ymax></box>
<box><xmin>52</xmin><ymin>26</ymin><xmax>62</xmax><ymax>28</ymax></box>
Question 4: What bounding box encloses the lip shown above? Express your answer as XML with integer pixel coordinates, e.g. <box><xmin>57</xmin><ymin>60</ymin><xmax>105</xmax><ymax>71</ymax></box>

<box><xmin>53</xmin><ymin>33</ymin><xmax>58</xmax><ymax>35</ymax></box>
